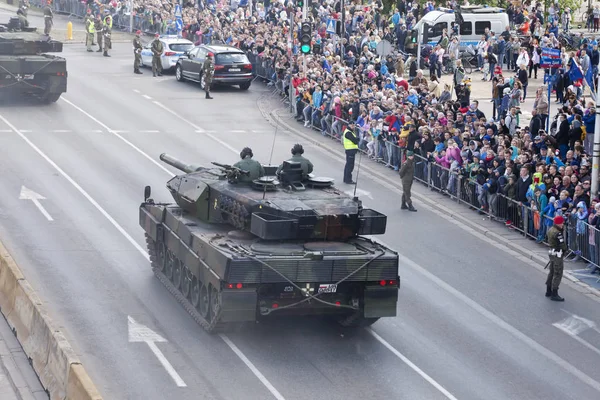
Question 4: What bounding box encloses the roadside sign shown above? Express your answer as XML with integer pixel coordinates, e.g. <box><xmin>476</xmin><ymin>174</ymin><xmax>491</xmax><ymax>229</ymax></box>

<box><xmin>175</xmin><ymin>18</ymin><xmax>183</xmax><ymax>31</ymax></box>
<box><xmin>326</xmin><ymin>19</ymin><xmax>337</xmax><ymax>34</ymax></box>
<box><xmin>174</xmin><ymin>3</ymin><xmax>182</xmax><ymax>18</ymax></box>
<box><xmin>540</xmin><ymin>47</ymin><xmax>561</xmax><ymax>69</ymax></box>
<box><xmin>376</xmin><ymin>39</ymin><xmax>393</xmax><ymax>57</ymax></box>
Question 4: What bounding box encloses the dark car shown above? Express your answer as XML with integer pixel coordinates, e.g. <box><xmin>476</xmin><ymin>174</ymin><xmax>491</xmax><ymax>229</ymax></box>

<box><xmin>175</xmin><ymin>44</ymin><xmax>253</xmax><ymax>90</ymax></box>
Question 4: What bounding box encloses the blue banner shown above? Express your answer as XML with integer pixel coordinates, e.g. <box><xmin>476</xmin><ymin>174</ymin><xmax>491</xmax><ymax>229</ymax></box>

<box><xmin>568</xmin><ymin>60</ymin><xmax>584</xmax><ymax>82</ymax></box>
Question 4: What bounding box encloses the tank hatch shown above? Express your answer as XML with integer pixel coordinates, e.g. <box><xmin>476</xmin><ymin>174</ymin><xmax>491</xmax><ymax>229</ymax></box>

<box><xmin>250</xmin><ymin>242</ymin><xmax>305</xmax><ymax>255</ymax></box>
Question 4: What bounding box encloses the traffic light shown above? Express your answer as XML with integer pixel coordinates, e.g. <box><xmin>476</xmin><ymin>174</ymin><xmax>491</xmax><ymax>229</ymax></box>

<box><xmin>410</xmin><ymin>30</ymin><xmax>418</xmax><ymax>43</ymax></box>
<box><xmin>296</xmin><ymin>0</ymin><xmax>303</xmax><ymax>7</ymax></box>
<box><xmin>300</xmin><ymin>22</ymin><xmax>312</xmax><ymax>54</ymax></box>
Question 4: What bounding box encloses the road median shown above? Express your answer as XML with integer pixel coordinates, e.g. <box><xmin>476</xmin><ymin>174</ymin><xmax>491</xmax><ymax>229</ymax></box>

<box><xmin>0</xmin><ymin>239</ymin><xmax>102</xmax><ymax>400</ymax></box>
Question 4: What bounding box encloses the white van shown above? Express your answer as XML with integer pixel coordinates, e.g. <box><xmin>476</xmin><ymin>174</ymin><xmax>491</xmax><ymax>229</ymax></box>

<box><xmin>413</xmin><ymin>6</ymin><xmax>510</xmax><ymax>48</ymax></box>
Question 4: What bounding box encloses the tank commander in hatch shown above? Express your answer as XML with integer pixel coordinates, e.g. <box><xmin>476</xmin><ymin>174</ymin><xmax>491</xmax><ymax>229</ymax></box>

<box><xmin>17</xmin><ymin>6</ymin><xmax>28</xmax><ymax>28</ymax></box>
<box><xmin>233</xmin><ymin>147</ymin><xmax>264</xmax><ymax>183</ymax></box>
<box><xmin>276</xmin><ymin>143</ymin><xmax>314</xmax><ymax>180</ymax></box>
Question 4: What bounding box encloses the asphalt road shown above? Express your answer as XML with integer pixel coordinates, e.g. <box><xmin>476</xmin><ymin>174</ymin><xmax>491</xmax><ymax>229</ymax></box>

<box><xmin>1</xmin><ymin>34</ymin><xmax>600</xmax><ymax>400</ymax></box>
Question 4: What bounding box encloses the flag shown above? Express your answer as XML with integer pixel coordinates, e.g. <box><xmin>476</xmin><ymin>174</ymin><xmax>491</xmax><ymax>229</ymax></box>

<box><xmin>568</xmin><ymin>60</ymin><xmax>583</xmax><ymax>82</ymax></box>
<box><xmin>585</xmin><ymin>63</ymin><xmax>596</xmax><ymax>95</ymax></box>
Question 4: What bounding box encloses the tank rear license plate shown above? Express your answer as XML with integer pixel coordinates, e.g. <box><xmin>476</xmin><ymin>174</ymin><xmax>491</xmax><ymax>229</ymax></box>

<box><xmin>318</xmin><ymin>284</ymin><xmax>337</xmax><ymax>294</ymax></box>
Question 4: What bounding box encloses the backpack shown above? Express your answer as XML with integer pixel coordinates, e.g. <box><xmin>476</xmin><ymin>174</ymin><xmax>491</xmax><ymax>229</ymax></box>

<box><xmin>581</xmin><ymin>124</ymin><xmax>588</xmax><ymax>141</ymax></box>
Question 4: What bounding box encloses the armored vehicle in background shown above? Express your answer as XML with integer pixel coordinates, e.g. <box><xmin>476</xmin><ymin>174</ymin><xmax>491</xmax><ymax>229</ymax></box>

<box><xmin>139</xmin><ymin>153</ymin><xmax>400</xmax><ymax>333</ymax></box>
<box><xmin>0</xmin><ymin>18</ymin><xmax>66</xmax><ymax>103</ymax></box>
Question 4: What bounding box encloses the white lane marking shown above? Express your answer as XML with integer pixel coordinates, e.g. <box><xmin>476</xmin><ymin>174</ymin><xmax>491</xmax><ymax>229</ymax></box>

<box><xmin>142</xmin><ymin>95</ymin><xmax>153</xmax><ymax>100</ymax></box>
<box><xmin>0</xmin><ymin>129</ymin><xmax>13</xmax><ymax>132</ymax></box>
<box><xmin>51</xmin><ymin>130</ymin><xmax>72</xmax><ymax>133</ymax></box>
<box><xmin>0</xmin><ymin>114</ymin><xmax>150</xmax><ymax>260</ymax></box>
<box><xmin>90</xmin><ymin>130</ymin><xmax>103</xmax><ymax>133</ymax></box>
<box><xmin>19</xmin><ymin>186</ymin><xmax>53</xmax><ymax>221</ymax></box>
<box><xmin>231</xmin><ymin>130</ymin><xmax>245</xmax><ymax>133</ymax></box>
<box><xmin>60</xmin><ymin>98</ymin><xmax>173</xmax><ymax>176</ymax></box>
<box><xmin>397</xmin><ymin>251</ymin><xmax>600</xmax><ymax>394</ymax></box>
<box><xmin>133</xmin><ymin>89</ymin><xmax>140</xmax><ymax>93</ymax></box>
<box><xmin>139</xmin><ymin>130</ymin><xmax>160</xmax><ymax>133</ymax></box>
<box><xmin>128</xmin><ymin>316</ymin><xmax>186</xmax><ymax>387</ymax></box>
<box><xmin>553</xmin><ymin>313</ymin><xmax>596</xmax><ymax>336</ymax></box>
<box><xmin>219</xmin><ymin>334</ymin><xmax>286</xmax><ymax>400</ymax></box>
<box><xmin>367</xmin><ymin>329</ymin><xmax>458</xmax><ymax>400</ymax></box>
<box><xmin>344</xmin><ymin>188</ymin><xmax>373</xmax><ymax>199</ymax></box>
<box><xmin>150</xmin><ymin>100</ymin><xmax>237</xmax><ymax>154</ymax></box>
<box><xmin>1</xmin><ymin>113</ymin><xmax>285</xmax><ymax>398</ymax></box>
<box><xmin>112</xmin><ymin>130</ymin><xmax>130</xmax><ymax>133</ymax></box>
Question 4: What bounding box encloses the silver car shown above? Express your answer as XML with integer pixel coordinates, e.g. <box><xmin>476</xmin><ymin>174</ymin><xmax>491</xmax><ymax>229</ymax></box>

<box><xmin>140</xmin><ymin>35</ymin><xmax>195</xmax><ymax>71</ymax></box>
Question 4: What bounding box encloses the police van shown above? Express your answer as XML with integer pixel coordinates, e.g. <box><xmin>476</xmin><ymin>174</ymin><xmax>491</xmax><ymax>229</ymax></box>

<box><xmin>140</xmin><ymin>35</ymin><xmax>195</xmax><ymax>72</ymax></box>
<box><xmin>413</xmin><ymin>6</ymin><xmax>509</xmax><ymax>48</ymax></box>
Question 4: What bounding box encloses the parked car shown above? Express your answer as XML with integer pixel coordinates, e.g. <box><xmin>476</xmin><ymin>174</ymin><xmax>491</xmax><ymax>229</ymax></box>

<box><xmin>175</xmin><ymin>44</ymin><xmax>253</xmax><ymax>90</ymax></box>
<box><xmin>140</xmin><ymin>35</ymin><xmax>194</xmax><ymax>72</ymax></box>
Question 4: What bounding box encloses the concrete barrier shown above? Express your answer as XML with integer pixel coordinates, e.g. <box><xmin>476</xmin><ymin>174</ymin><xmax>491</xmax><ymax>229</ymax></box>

<box><xmin>0</xmin><ymin>240</ymin><xmax>102</xmax><ymax>400</ymax></box>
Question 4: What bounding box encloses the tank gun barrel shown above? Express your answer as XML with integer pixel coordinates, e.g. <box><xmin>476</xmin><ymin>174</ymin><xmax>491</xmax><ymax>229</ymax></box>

<box><xmin>160</xmin><ymin>153</ymin><xmax>205</xmax><ymax>173</ymax></box>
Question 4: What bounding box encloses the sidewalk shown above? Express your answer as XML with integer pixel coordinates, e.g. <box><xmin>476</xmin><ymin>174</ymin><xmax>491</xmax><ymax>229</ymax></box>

<box><xmin>0</xmin><ymin>311</ymin><xmax>47</xmax><ymax>400</ymax></box>
<box><xmin>267</xmin><ymin>100</ymin><xmax>600</xmax><ymax>301</ymax></box>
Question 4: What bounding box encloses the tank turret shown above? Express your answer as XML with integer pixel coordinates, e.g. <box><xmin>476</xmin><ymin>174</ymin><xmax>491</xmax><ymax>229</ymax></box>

<box><xmin>158</xmin><ymin>153</ymin><xmax>387</xmax><ymax>241</ymax></box>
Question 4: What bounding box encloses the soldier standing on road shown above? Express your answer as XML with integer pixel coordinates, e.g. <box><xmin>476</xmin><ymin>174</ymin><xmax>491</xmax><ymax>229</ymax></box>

<box><xmin>84</xmin><ymin>9</ymin><xmax>94</xmax><ymax>46</ymax></box>
<box><xmin>102</xmin><ymin>16</ymin><xmax>112</xmax><ymax>57</ymax></box>
<box><xmin>399</xmin><ymin>150</ymin><xmax>417</xmax><ymax>212</ymax></box>
<box><xmin>133</xmin><ymin>30</ymin><xmax>143</xmax><ymax>74</ymax></box>
<box><xmin>342</xmin><ymin>122</ymin><xmax>359</xmax><ymax>184</ymax></box>
<box><xmin>151</xmin><ymin>34</ymin><xmax>164</xmax><ymax>77</ymax></box>
<box><xmin>43</xmin><ymin>0</ymin><xmax>53</xmax><ymax>36</ymax></box>
<box><xmin>546</xmin><ymin>215</ymin><xmax>568</xmax><ymax>301</ymax></box>
<box><xmin>94</xmin><ymin>15</ymin><xmax>103</xmax><ymax>52</ymax></box>
<box><xmin>233</xmin><ymin>147</ymin><xmax>265</xmax><ymax>182</ymax></box>
<box><xmin>203</xmin><ymin>52</ymin><xmax>215</xmax><ymax>99</ymax></box>
<box><xmin>85</xmin><ymin>14</ymin><xmax>95</xmax><ymax>52</ymax></box>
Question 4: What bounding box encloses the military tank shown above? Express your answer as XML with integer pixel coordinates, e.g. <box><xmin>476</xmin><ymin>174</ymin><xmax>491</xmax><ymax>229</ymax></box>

<box><xmin>0</xmin><ymin>17</ymin><xmax>66</xmax><ymax>103</ymax></box>
<box><xmin>139</xmin><ymin>153</ymin><xmax>400</xmax><ymax>333</ymax></box>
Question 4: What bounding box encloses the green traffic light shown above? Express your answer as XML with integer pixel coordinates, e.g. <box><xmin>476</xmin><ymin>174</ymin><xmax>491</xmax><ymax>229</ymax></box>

<box><xmin>301</xmin><ymin>44</ymin><xmax>311</xmax><ymax>53</ymax></box>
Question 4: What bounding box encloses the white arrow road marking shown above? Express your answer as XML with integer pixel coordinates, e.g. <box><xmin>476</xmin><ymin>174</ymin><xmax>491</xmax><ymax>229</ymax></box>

<box><xmin>553</xmin><ymin>311</ymin><xmax>600</xmax><ymax>357</ymax></box>
<box><xmin>19</xmin><ymin>186</ymin><xmax>53</xmax><ymax>221</ymax></box>
<box><xmin>344</xmin><ymin>188</ymin><xmax>373</xmax><ymax>199</ymax></box>
<box><xmin>128</xmin><ymin>316</ymin><xmax>186</xmax><ymax>387</ymax></box>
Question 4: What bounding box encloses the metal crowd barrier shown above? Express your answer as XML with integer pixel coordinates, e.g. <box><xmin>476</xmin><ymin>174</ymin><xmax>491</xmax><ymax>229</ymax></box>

<box><xmin>287</xmin><ymin>97</ymin><xmax>600</xmax><ymax>268</ymax></box>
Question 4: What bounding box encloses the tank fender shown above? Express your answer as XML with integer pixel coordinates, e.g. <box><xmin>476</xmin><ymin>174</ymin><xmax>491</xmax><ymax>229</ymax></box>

<box><xmin>139</xmin><ymin>205</ymin><xmax>161</xmax><ymax>241</ymax></box>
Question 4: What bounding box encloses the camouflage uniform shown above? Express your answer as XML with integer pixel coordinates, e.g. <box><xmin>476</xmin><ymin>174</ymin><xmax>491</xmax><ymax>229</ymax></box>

<box><xmin>546</xmin><ymin>224</ymin><xmax>568</xmax><ymax>301</ymax></box>
<box><xmin>94</xmin><ymin>17</ymin><xmax>103</xmax><ymax>52</ymax></box>
<box><xmin>399</xmin><ymin>154</ymin><xmax>416</xmax><ymax>211</ymax></box>
<box><xmin>17</xmin><ymin>10</ymin><xmax>28</xmax><ymax>29</ymax></box>
<box><xmin>151</xmin><ymin>38</ymin><xmax>164</xmax><ymax>77</ymax></box>
<box><xmin>202</xmin><ymin>55</ymin><xmax>215</xmax><ymax>98</ymax></box>
<box><xmin>102</xmin><ymin>18</ymin><xmax>112</xmax><ymax>57</ymax></box>
<box><xmin>276</xmin><ymin>154</ymin><xmax>314</xmax><ymax>180</ymax></box>
<box><xmin>233</xmin><ymin>156</ymin><xmax>265</xmax><ymax>183</ymax></box>
<box><xmin>43</xmin><ymin>4</ymin><xmax>53</xmax><ymax>35</ymax></box>
<box><xmin>133</xmin><ymin>33</ymin><xmax>143</xmax><ymax>74</ymax></box>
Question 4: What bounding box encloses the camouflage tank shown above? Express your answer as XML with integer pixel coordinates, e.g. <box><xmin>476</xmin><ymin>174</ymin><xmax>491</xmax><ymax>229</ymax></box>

<box><xmin>0</xmin><ymin>16</ymin><xmax>66</xmax><ymax>103</ymax></box>
<box><xmin>139</xmin><ymin>153</ymin><xmax>400</xmax><ymax>333</ymax></box>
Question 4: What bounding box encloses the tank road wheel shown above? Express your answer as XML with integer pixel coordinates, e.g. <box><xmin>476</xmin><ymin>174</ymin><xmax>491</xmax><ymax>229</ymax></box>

<box><xmin>172</xmin><ymin>258</ymin><xmax>182</xmax><ymax>290</ymax></box>
<box><xmin>156</xmin><ymin>241</ymin><xmax>166</xmax><ymax>272</ymax></box>
<box><xmin>190</xmin><ymin>277</ymin><xmax>201</xmax><ymax>308</ymax></box>
<box><xmin>165</xmin><ymin>250</ymin><xmax>175</xmax><ymax>280</ymax></box>
<box><xmin>209</xmin><ymin>285</ymin><xmax>221</xmax><ymax>321</ymax></box>
<box><xmin>198</xmin><ymin>282</ymin><xmax>210</xmax><ymax>318</ymax></box>
<box><xmin>181</xmin><ymin>266</ymin><xmax>191</xmax><ymax>299</ymax></box>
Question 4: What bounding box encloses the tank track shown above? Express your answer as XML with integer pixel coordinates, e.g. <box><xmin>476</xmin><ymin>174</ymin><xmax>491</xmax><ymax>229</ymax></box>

<box><xmin>146</xmin><ymin>234</ymin><xmax>229</xmax><ymax>333</ymax></box>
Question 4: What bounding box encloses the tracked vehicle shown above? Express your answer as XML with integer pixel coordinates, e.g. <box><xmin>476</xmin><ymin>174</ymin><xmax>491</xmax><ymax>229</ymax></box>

<box><xmin>0</xmin><ymin>17</ymin><xmax>67</xmax><ymax>103</ymax></box>
<box><xmin>139</xmin><ymin>153</ymin><xmax>400</xmax><ymax>333</ymax></box>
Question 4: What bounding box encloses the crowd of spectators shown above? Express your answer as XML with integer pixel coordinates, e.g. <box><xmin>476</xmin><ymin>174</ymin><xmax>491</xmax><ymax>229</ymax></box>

<box><xmin>49</xmin><ymin>0</ymin><xmax>600</xmax><ymax>266</ymax></box>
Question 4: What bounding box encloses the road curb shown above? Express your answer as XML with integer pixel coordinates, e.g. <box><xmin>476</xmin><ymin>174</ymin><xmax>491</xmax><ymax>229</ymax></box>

<box><xmin>269</xmin><ymin>109</ymin><xmax>600</xmax><ymax>302</ymax></box>
<box><xmin>0</xmin><ymin>240</ymin><xmax>102</xmax><ymax>400</ymax></box>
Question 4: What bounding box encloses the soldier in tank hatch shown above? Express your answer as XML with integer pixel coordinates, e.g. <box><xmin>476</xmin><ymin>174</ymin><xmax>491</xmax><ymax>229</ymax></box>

<box><xmin>233</xmin><ymin>147</ymin><xmax>264</xmax><ymax>183</ymax></box>
<box><xmin>276</xmin><ymin>144</ymin><xmax>314</xmax><ymax>180</ymax></box>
